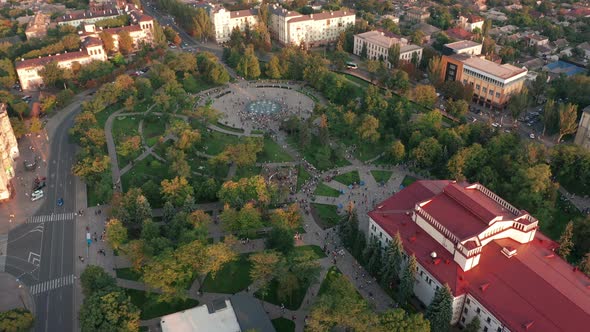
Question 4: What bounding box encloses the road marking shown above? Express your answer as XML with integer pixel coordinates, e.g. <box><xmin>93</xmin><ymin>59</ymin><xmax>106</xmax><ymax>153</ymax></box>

<box><xmin>26</xmin><ymin>212</ymin><xmax>76</xmax><ymax>224</ymax></box>
<box><xmin>29</xmin><ymin>274</ymin><xmax>75</xmax><ymax>295</ymax></box>
<box><xmin>28</xmin><ymin>252</ymin><xmax>41</xmax><ymax>266</ymax></box>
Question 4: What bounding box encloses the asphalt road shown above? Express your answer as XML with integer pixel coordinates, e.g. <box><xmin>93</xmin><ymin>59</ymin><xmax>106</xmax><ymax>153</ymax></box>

<box><xmin>6</xmin><ymin>104</ymin><xmax>81</xmax><ymax>331</ymax></box>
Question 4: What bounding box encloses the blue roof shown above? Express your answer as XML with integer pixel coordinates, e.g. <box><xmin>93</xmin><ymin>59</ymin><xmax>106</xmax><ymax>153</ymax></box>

<box><xmin>544</xmin><ymin>61</ymin><xmax>586</xmax><ymax>76</ymax></box>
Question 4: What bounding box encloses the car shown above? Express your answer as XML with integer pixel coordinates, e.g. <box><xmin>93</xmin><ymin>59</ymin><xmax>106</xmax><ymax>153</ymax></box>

<box><xmin>491</xmin><ymin>123</ymin><xmax>501</xmax><ymax>128</ymax></box>
<box><xmin>31</xmin><ymin>190</ymin><xmax>44</xmax><ymax>202</ymax></box>
<box><xmin>57</xmin><ymin>198</ymin><xmax>64</xmax><ymax>206</ymax></box>
<box><xmin>529</xmin><ymin>133</ymin><xmax>535</xmax><ymax>139</ymax></box>
<box><xmin>33</xmin><ymin>182</ymin><xmax>46</xmax><ymax>191</ymax></box>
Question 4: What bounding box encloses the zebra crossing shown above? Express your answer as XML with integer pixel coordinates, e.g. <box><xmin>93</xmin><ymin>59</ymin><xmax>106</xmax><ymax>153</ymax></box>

<box><xmin>29</xmin><ymin>274</ymin><xmax>75</xmax><ymax>295</ymax></box>
<box><xmin>26</xmin><ymin>212</ymin><xmax>76</xmax><ymax>224</ymax></box>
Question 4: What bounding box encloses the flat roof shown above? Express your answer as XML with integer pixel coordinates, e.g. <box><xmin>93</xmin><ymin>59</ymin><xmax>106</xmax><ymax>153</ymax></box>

<box><xmin>450</xmin><ymin>54</ymin><xmax>527</xmax><ymax>80</ymax></box>
<box><xmin>160</xmin><ymin>301</ymin><xmax>241</xmax><ymax>332</ymax></box>
<box><xmin>444</xmin><ymin>40</ymin><xmax>481</xmax><ymax>50</ymax></box>
<box><xmin>369</xmin><ymin>181</ymin><xmax>590</xmax><ymax>332</ymax></box>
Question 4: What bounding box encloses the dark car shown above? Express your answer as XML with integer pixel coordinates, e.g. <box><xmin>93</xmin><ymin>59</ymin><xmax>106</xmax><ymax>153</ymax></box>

<box><xmin>33</xmin><ymin>182</ymin><xmax>46</xmax><ymax>191</ymax></box>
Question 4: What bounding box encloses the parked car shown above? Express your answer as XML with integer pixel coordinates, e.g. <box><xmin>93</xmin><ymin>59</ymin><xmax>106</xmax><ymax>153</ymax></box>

<box><xmin>31</xmin><ymin>190</ymin><xmax>44</xmax><ymax>202</ymax></box>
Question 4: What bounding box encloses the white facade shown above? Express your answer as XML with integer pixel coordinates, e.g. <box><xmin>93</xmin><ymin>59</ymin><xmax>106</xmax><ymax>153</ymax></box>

<box><xmin>353</xmin><ymin>30</ymin><xmax>422</xmax><ymax>67</ymax></box>
<box><xmin>82</xmin><ymin>17</ymin><xmax>154</xmax><ymax>52</ymax></box>
<box><xmin>210</xmin><ymin>6</ymin><xmax>259</xmax><ymax>43</ymax></box>
<box><xmin>457</xmin><ymin>15</ymin><xmax>485</xmax><ymax>32</ymax></box>
<box><xmin>270</xmin><ymin>5</ymin><xmax>355</xmax><ymax>47</ymax></box>
<box><xmin>444</xmin><ymin>41</ymin><xmax>483</xmax><ymax>56</ymax></box>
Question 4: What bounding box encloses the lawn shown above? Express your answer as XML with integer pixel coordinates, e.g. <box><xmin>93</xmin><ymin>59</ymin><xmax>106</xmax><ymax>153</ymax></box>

<box><xmin>251</xmin><ymin>129</ymin><xmax>265</xmax><ymax>135</ymax></box>
<box><xmin>95</xmin><ymin>105</ymin><xmax>122</xmax><ymax>129</ymax></box>
<box><xmin>401</xmin><ymin>175</ymin><xmax>418</xmax><ymax>188</ymax></box>
<box><xmin>113</xmin><ymin>115</ymin><xmax>142</xmax><ymax>166</ymax></box>
<box><xmin>115</xmin><ymin>267</ymin><xmax>142</xmax><ymax>281</ymax></box>
<box><xmin>272</xmin><ymin>318</ymin><xmax>295</xmax><ymax>332</ymax></box>
<box><xmin>200</xmin><ymin>254</ymin><xmax>252</xmax><ymax>294</ymax></box>
<box><xmin>314</xmin><ymin>183</ymin><xmax>341</xmax><ymax>197</ymax></box>
<box><xmin>297</xmin><ymin>166</ymin><xmax>311</xmax><ymax>191</ymax></box>
<box><xmin>142</xmin><ymin>115</ymin><xmax>167</xmax><ymax>147</ymax></box>
<box><xmin>318</xmin><ymin>266</ymin><xmax>342</xmax><ymax>296</ymax></box>
<box><xmin>333</xmin><ymin>170</ymin><xmax>361</xmax><ymax>186</ymax></box>
<box><xmin>287</xmin><ymin>134</ymin><xmax>349</xmax><ymax>171</ymax></box>
<box><xmin>153</xmin><ymin>139</ymin><xmax>174</xmax><ymax>159</ymax></box>
<box><xmin>257</xmin><ymin>137</ymin><xmax>294</xmax><ymax>163</ymax></box>
<box><xmin>188</xmin><ymin>155</ymin><xmax>229</xmax><ymax>179</ymax></box>
<box><xmin>215</xmin><ymin>121</ymin><xmax>245</xmax><ymax>133</ymax></box>
<box><xmin>199</xmin><ymin>130</ymin><xmax>241</xmax><ymax>155</ymax></box>
<box><xmin>121</xmin><ymin>155</ymin><xmax>171</xmax><ymax>207</ymax></box>
<box><xmin>341</xmin><ymin>73</ymin><xmax>371</xmax><ymax>89</ymax></box>
<box><xmin>371</xmin><ymin>170</ymin><xmax>392</xmax><ymax>184</ymax></box>
<box><xmin>233</xmin><ymin>165</ymin><xmax>262</xmax><ymax>180</ymax></box>
<box><xmin>125</xmin><ymin>288</ymin><xmax>199</xmax><ymax>320</ymax></box>
<box><xmin>293</xmin><ymin>245</ymin><xmax>327</xmax><ymax>259</ymax></box>
<box><xmin>311</xmin><ymin>203</ymin><xmax>341</xmax><ymax>229</ymax></box>
<box><xmin>353</xmin><ymin>141</ymin><xmax>388</xmax><ymax>162</ymax></box>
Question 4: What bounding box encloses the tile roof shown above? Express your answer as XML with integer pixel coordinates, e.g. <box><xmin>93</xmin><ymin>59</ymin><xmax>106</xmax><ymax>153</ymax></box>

<box><xmin>445</xmin><ymin>27</ymin><xmax>474</xmax><ymax>41</ymax></box>
<box><xmin>369</xmin><ymin>181</ymin><xmax>590</xmax><ymax>332</ymax></box>
<box><xmin>230</xmin><ymin>9</ymin><xmax>257</xmax><ymax>18</ymax></box>
<box><xmin>15</xmin><ymin>51</ymin><xmax>89</xmax><ymax>70</ymax></box>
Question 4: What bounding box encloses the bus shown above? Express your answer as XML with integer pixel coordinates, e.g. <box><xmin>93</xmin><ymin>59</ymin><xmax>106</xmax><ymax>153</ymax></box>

<box><xmin>346</xmin><ymin>62</ymin><xmax>358</xmax><ymax>69</ymax></box>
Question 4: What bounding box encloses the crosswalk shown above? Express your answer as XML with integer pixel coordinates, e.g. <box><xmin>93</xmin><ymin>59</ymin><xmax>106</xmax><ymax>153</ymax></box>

<box><xmin>26</xmin><ymin>212</ymin><xmax>76</xmax><ymax>224</ymax></box>
<box><xmin>29</xmin><ymin>274</ymin><xmax>75</xmax><ymax>295</ymax></box>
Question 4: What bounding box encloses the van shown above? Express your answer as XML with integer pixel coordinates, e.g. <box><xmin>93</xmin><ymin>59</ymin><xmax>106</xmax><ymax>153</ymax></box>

<box><xmin>346</xmin><ymin>62</ymin><xmax>358</xmax><ymax>69</ymax></box>
<box><xmin>31</xmin><ymin>190</ymin><xmax>44</xmax><ymax>201</ymax></box>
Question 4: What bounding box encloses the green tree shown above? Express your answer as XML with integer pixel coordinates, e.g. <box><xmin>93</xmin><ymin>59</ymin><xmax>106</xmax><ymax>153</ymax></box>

<box><xmin>411</xmin><ymin>137</ymin><xmax>442</xmax><ymax>168</ymax></box>
<box><xmin>542</xmin><ymin>99</ymin><xmax>557</xmax><ymax>135</ymax></box>
<box><xmin>265</xmin><ymin>55</ymin><xmax>281</xmax><ymax>79</ymax></box>
<box><xmin>508</xmin><ymin>89</ymin><xmax>529</xmax><ymax>121</ymax></box>
<box><xmin>249</xmin><ymin>250</ymin><xmax>283</xmax><ymax>299</ymax></box>
<box><xmin>0</xmin><ymin>58</ymin><xmax>16</xmax><ymax>89</ymax></box>
<box><xmin>377</xmin><ymin>308</ymin><xmax>430</xmax><ymax>332</ymax></box>
<box><xmin>412</xmin><ymin>84</ymin><xmax>437</xmax><ymax>108</ymax></box>
<box><xmin>236</xmin><ymin>45</ymin><xmax>261</xmax><ymax>79</ymax></box>
<box><xmin>28</xmin><ymin>117</ymin><xmax>42</xmax><ymax>133</ymax></box>
<box><xmin>557</xmin><ymin>221</ymin><xmax>574</xmax><ymax>260</ymax></box>
<box><xmin>357</xmin><ymin>114</ymin><xmax>380</xmax><ymax>142</ymax></box>
<box><xmin>360</xmin><ymin>42</ymin><xmax>368</xmax><ymax>59</ymax></box>
<box><xmin>193</xmin><ymin>8</ymin><xmax>213</xmax><ymax>42</ymax></box>
<box><xmin>557</xmin><ymin>103</ymin><xmax>578</xmax><ymax>143</ymax></box>
<box><xmin>105</xmin><ymin>218</ymin><xmax>128</xmax><ymax>252</ymax></box>
<box><xmin>265</xmin><ymin>226</ymin><xmax>295</xmax><ymax>254</ymax></box>
<box><xmin>117</xmin><ymin>31</ymin><xmax>134</xmax><ymax>54</ymax></box>
<box><xmin>425</xmin><ymin>284</ymin><xmax>453</xmax><ymax>332</ymax></box>
<box><xmin>388</xmin><ymin>44</ymin><xmax>401</xmax><ymax>68</ymax></box>
<box><xmin>79</xmin><ymin>290</ymin><xmax>140</xmax><ymax>332</ymax></box>
<box><xmin>427</xmin><ymin>57</ymin><xmax>443</xmax><ymax>87</ymax></box>
<box><xmin>161</xmin><ymin>176</ymin><xmax>194</xmax><ymax>207</ymax></box>
<box><xmin>80</xmin><ymin>265</ymin><xmax>117</xmax><ymax>297</ymax></box>
<box><xmin>398</xmin><ymin>254</ymin><xmax>417</xmax><ymax>306</ymax></box>
<box><xmin>381</xmin><ymin>232</ymin><xmax>404</xmax><ymax>289</ymax></box>
<box><xmin>445</xmin><ymin>99</ymin><xmax>469</xmax><ymax>118</ymax></box>
<box><xmin>39</xmin><ymin>61</ymin><xmax>65</xmax><ymax>88</ymax></box>
<box><xmin>112</xmin><ymin>189</ymin><xmax>152</xmax><ymax>230</ymax></box>
<box><xmin>0</xmin><ymin>308</ymin><xmax>34</xmax><ymax>332</ymax></box>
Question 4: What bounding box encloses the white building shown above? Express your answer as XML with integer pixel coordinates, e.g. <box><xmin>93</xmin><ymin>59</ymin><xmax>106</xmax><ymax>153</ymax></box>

<box><xmin>353</xmin><ymin>30</ymin><xmax>423</xmax><ymax>67</ymax></box>
<box><xmin>209</xmin><ymin>4</ymin><xmax>259</xmax><ymax>43</ymax></box>
<box><xmin>457</xmin><ymin>15</ymin><xmax>484</xmax><ymax>32</ymax></box>
<box><xmin>270</xmin><ymin>4</ymin><xmax>355</xmax><ymax>47</ymax></box>
<box><xmin>15</xmin><ymin>37</ymin><xmax>107</xmax><ymax>90</ymax></box>
<box><xmin>56</xmin><ymin>8</ymin><xmax>122</xmax><ymax>27</ymax></box>
<box><xmin>0</xmin><ymin>103</ymin><xmax>19</xmax><ymax>201</ymax></box>
<box><xmin>443</xmin><ymin>40</ymin><xmax>482</xmax><ymax>56</ymax></box>
<box><xmin>80</xmin><ymin>12</ymin><xmax>154</xmax><ymax>52</ymax></box>
<box><xmin>368</xmin><ymin>180</ymin><xmax>590</xmax><ymax>332</ymax></box>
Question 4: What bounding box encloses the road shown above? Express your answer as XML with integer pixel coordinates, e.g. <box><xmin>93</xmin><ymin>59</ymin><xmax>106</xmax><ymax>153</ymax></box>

<box><xmin>5</xmin><ymin>96</ymin><xmax>84</xmax><ymax>331</ymax></box>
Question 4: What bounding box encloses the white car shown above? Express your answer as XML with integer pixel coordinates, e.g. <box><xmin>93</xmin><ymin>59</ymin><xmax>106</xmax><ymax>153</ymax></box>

<box><xmin>529</xmin><ymin>133</ymin><xmax>535</xmax><ymax>139</ymax></box>
<box><xmin>31</xmin><ymin>190</ymin><xmax>44</xmax><ymax>201</ymax></box>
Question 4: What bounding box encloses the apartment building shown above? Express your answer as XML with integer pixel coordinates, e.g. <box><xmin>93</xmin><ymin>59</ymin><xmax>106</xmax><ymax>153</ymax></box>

<box><xmin>80</xmin><ymin>12</ymin><xmax>154</xmax><ymax>52</ymax></box>
<box><xmin>270</xmin><ymin>4</ymin><xmax>355</xmax><ymax>47</ymax></box>
<box><xmin>457</xmin><ymin>15</ymin><xmax>484</xmax><ymax>32</ymax></box>
<box><xmin>368</xmin><ymin>180</ymin><xmax>590</xmax><ymax>332</ymax></box>
<box><xmin>440</xmin><ymin>54</ymin><xmax>527</xmax><ymax>108</ymax></box>
<box><xmin>15</xmin><ymin>37</ymin><xmax>107</xmax><ymax>90</ymax></box>
<box><xmin>209</xmin><ymin>4</ymin><xmax>259</xmax><ymax>43</ymax></box>
<box><xmin>56</xmin><ymin>7</ymin><xmax>122</xmax><ymax>27</ymax></box>
<box><xmin>353</xmin><ymin>30</ymin><xmax>423</xmax><ymax>67</ymax></box>
<box><xmin>25</xmin><ymin>12</ymin><xmax>52</xmax><ymax>40</ymax></box>
<box><xmin>0</xmin><ymin>104</ymin><xmax>19</xmax><ymax>201</ymax></box>
<box><xmin>405</xmin><ymin>8</ymin><xmax>430</xmax><ymax>23</ymax></box>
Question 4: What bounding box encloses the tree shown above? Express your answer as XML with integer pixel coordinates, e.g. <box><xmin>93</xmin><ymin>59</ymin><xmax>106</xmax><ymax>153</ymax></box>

<box><xmin>39</xmin><ymin>61</ymin><xmax>65</xmax><ymax>88</ymax></box>
<box><xmin>377</xmin><ymin>308</ymin><xmax>430</xmax><ymax>332</ymax></box>
<box><xmin>388</xmin><ymin>44</ymin><xmax>401</xmax><ymax>68</ymax></box>
<box><xmin>220</xmin><ymin>203</ymin><xmax>264</xmax><ymax>237</ymax></box>
<box><xmin>201</xmin><ymin>241</ymin><xmax>237</xmax><ymax>280</ymax></box>
<box><xmin>217</xmin><ymin>175</ymin><xmax>274</xmax><ymax>208</ymax></box>
<box><xmin>0</xmin><ymin>308</ymin><xmax>34</xmax><ymax>332</ymax></box>
<box><xmin>236</xmin><ymin>45</ymin><xmax>261</xmax><ymax>79</ymax></box>
<box><xmin>557</xmin><ymin>103</ymin><xmax>578</xmax><ymax>143</ymax></box>
<box><xmin>28</xmin><ymin>117</ymin><xmax>42</xmax><ymax>133</ymax></box>
<box><xmin>211</xmin><ymin>138</ymin><xmax>263</xmax><ymax>168</ymax></box>
<box><xmin>360</xmin><ymin>42</ymin><xmax>368</xmax><ymax>59</ymax></box>
<box><xmin>557</xmin><ymin>221</ymin><xmax>574</xmax><ymax>259</ymax></box>
<box><xmin>0</xmin><ymin>58</ymin><xmax>16</xmax><ymax>89</ymax></box>
<box><xmin>40</xmin><ymin>95</ymin><xmax>57</xmax><ymax>114</ymax></box>
<box><xmin>445</xmin><ymin>99</ymin><xmax>469</xmax><ymax>118</ymax></box>
<box><xmin>367</xmin><ymin>59</ymin><xmax>380</xmax><ymax>81</ymax></box>
<box><xmin>529</xmin><ymin>72</ymin><xmax>548</xmax><ymax>104</ymax></box>
<box><xmin>265</xmin><ymin>55</ymin><xmax>281</xmax><ymax>79</ymax></box>
<box><xmin>580</xmin><ymin>253</ymin><xmax>590</xmax><ymax>277</ymax></box>
<box><xmin>112</xmin><ymin>188</ymin><xmax>152</xmax><ymax>230</ymax></box>
<box><xmin>269</xmin><ymin>204</ymin><xmax>302</xmax><ymax>230</ymax></box>
<box><xmin>381</xmin><ymin>232</ymin><xmax>404</xmax><ymax>289</ymax></box>
<box><xmin>143</xmin><ymin>252</ymin><xmax>192</xmax><ymax>302</ymax></box>
<box><xmin>161</xmin><ymin>176</ymin><xmax>194</xmax><ymax>207</ymax></box>
<box><xmin>426</xmin><ymin>284</ymin><xmax>453</xmax><ymax>332</ymax></box>
<box><xmin>411</xmin><ymin>30</ymin><xmax>425</xmax><ymax>45</ymax></box>
<box><xmin>117</xmin><ymin>135</ymin><xmax>141</xmax><ymax>157</ymax></box>
<box><xmin>507</xmin><ymin>89</ymin><xmax>529</xmax><ymax>121</ymax></box>
<box><xmin>118</xmin><ymin>31</ymin><xmax>134</xmax><ymax>54</ymax></box>
<box><xmin>357</xmin><ymin>114</ymin><xmax>380</xmax><ymax>142</ymax></box>
<box><xmin>249</xmin><ymin>251</ymin><xmax>282</xmax><ymax>295</ymax></box>
<box><xmin>412</xmin><ymin>84</ymin><xmax>437</xmax><ymax>108</ymax></box>
<box><xmin>427</xmin><ymin>57</ymin><xmax>443</xmax><ymax>87</ymax></box>
<box><xmin>464</xmin><ymin>316</ymin><xmax>481</xmax><ymax>332</ymax></box>
<box><xmin>542</xmin><ymin>99</ymin><xmax>557</xmax><ymax>135</ymax></box>
<box><xmin>80</xmin><ymin>265</ymin><xmax>117</xmax><ymax>297</ymax></box>
<box><xmin>125</xmin><ymin>240</ymin><xmax>148</xmax><ymax>271</ymax></box>
<box><xmin>99</xmin><ymin>31</ymin><xmax>115</xmax><ymax>53</ymax></box>
<box><xmin>9</xmin><ymin>117</ymin><xmax>26</xmax><ymax>138</ymax></box>
<box><xmin>193</xmin><ymin>8</ymin><xmax>213</xmax><ymax>42</ymax></box>
<box><xmin>266</xmin><ymin>226</ymin><xmax>295</xmax><ymax>254</ymax></box>
<box><xmin>398</xmin><ymin>254</ymin><xmax>417</xmax><ymax>305</ymax></box>
<box><xmin>105</xmin><ymin>218</ymin><xmax>128</xmax><ymax>252</ymax></box>
<box><xmin>411</xmin><ymin>137</ymin><xmax>442</xmax><ymax>168</ymax></box>
<box><xmin>79</xmin><ymin>290</ymin><xmax>140</xmax><ymax>332</ymax></box>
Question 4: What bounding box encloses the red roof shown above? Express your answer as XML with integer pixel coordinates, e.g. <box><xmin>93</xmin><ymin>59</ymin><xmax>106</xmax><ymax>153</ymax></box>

<box><xmin>445</xmin><ymin>27</ymin><xmax>474</xmax><ymax>41</ymax></box>
<box><xmin>15</xmin><ymin>51</ymin><xmax>89</xmax><ymax>70</ymax></box>
<box><xmin>369</xmin><ymin>181</ymin><xmax>590</xmax><ymax>332</ymax></box>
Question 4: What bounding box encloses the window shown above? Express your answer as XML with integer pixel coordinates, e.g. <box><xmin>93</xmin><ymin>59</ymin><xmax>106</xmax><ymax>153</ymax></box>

<box><xmin>497</xmin><ymin>328</ymin><xmax>502</xmax><ymax>332</ymax></box>
<box><xmin>487</xmin><ymin>317</ymin><xmax>491</xmax><ymax>324</ymax></box>
<box><xmin>463</xmin><ymin>308</ymin><xmax>468</xmax><ymax>314</ymax></box>
<box><xmin>476</xmin><ymin>308</ymin><xmax>481</xmax><ymax>314</ymax></box>
<box><xmin>436</xmin><ymin>285</ymin><xmax>439</xmax><ymax>291</ymax></box>
<box><xmin>420</xmin><ymin>270</ymin><xmax>423</xmax><ymax>276</ymax></box>
<box><xmin>466</xmin><ymin>299</ymin><xmax>471</xmax><ymax>305</ymax></box>
<box><xmin>484</xmin><ymin>327</ymin><xmax>488</xmax><ymax>332</ymax></box>
<box><xmin>489</xmin><ymin>89</ymin><xmax>494</xmax><ymax>95</ymax></box>
<box><xmin>476</xmin><ymin>84</ymin><xmax>480</xmax><ymax>90</ymax></box>
<box><xmin>461</xmin><ymin>317</ymin><xmax>466</xmax><ymax>323</ymax></box>
<box><xmin>463</xmin><ymin>79</ymin><xmax>468</xmax><ymax>84</ymax></box>
<box><xmin>482</xmin><ymin>87</ymin><xmax>487</xmax><ymax>93</ymax></box>
<box><xmin>496</xmin><ymin>92</ymin><xmax>501</xmax><ymax>98</ymax></box>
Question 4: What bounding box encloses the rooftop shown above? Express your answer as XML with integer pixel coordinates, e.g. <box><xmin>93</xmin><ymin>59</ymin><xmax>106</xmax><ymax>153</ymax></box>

<box><xmin>287</xmin><ymin>9</ymin><xmax>355</xmax><ymax>24</ymax></box>
<box><xmin>369</xmin><ymin>181</ymin><xmax>590</xmax><ymax>332</ymax></box>
<box><xmin>15</xmin><ymin>51</ymin><xmax>90</xmax><ymax>70</ymax></box>
<box><xmin>230</xmin><ymin>9</ymin><xmax>257</xmax><ymax>18</ymax></box>
<box><xmin>355</xmin><ymin>30</ymin><xmax>406</xmax><ymax>49</ymax></box>
<box><xmin>543</xmin><ymin>60</ymin><xmax>587</xmax><ymax>77</ymax></box>
<box><xmin>450</xmin><ymin>54</ymin><xmax>528</xmax><ymax>80</ymax></box>
<box><xmin>160</xmin><ymin>300</ymin><xmax>241</xmax><ymax>332</ymax></box>
<box><xmin>444</xmin><ymin>40</ymin><xmax>481</xmax><ymax>51</ymax></box>
<box><xmin>445</xmin><ymin>27</ymin><xmax>474</xmax><ymax>41</ymax></box>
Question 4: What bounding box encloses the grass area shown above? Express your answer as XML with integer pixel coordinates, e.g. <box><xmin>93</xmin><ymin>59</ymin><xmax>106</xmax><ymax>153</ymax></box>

<box><xmin>311</xmin><ymin>203</ymin><xmax>341</xmax><ymax>229</ymax></box>
<box><xmin>353</xmin><ymin>141</ymin><xmax>388</xmax><ymax>162</ymax></box>
<box><xmin>87</xmin><ymin>188</ymin><xmax>105</xmax><ymax>207</ymax></box>
<box><xmin>125</xmin><ymin>288</ymin><xmax>199</xmax><ymax>320</ymax></box>
<box><xmin>233</xmin><ymin>165</ymin><xmax>262</xmax><ymax>180</ymax></box>
<box><xmin>95</xmin><ymin>105</ymin><xmax>122</xmax><ymax>129</ymax></box>
<box><xmin>115</xmin><ymin>267</ymin><xmax>142</xmax><ymax>281</ymax></box>
<box><xmin>188</xmin><ymin>155</ymin><xmax>229</xmax><ymax>179</ymax></box>
<box><xmin>199</xmin><ymin>130</ymin><xmax>241</xmax><ymax>155</ymax></box>
<box><xmin>121</xmin><ymin>155</ymin><xmax>171</xmax><ymax>207</ymax></box>
<box><xmin>333</xmin><ymin>170</ymin><xmax>361</xmax><ymax>186</ymax></box>
<box><xmin>257</xmin><ymin>137</ymin><xmax>294</xmax><ymax>163</ymax></box>
<box><xmin>201</xmin><ymin>254</ymin><xmax>252</xmax><ymax>294</ymax></box>
<box><xmin>251</xmin><ymin>129</ymin><xmax>265</xmax><ymax>135</ymax></box>
<box><xmin>401</xmin><ymin>175</ymin><xmax>418</xmax><ymax>188</ymax></box>
<box><xmin>341</xmin><ymin>73</ymin><xmax>371</xmax><ymax>89</ymax></box>
<box><xmin>297</xmin><ymin>166</ymin><xmax>311</xmax><ymax>191</ymax></box>
<box><xmin>293</xmin><ymin>245</ymin><xmax>327</xmax><ymax>259</ymax></box>
<box><xmin>113</xmin><ymin>115</ymin><xmax>142</xmax><ymax>166</ymax></box>
<box><xmin>318</xmin><ymin>266</ymin><xmax>342</xmax><ymax>296</ymax></box>
<box><xmin>215</xmin><ymin>121</ymin><xmax>244</xmax><ymax>133</ymax></box>
<box><xmin>153</xmin><ymin>139</ymin><xmax>174</xmax><ymax>159</ymax></box>
<box><xmin>142</xmin><ymin>116</ymin><xmax>167</xmax><ymax>147</ymax></box>
<box><xmin>272</xmin><ymin>318</ymin><xmax>295</xmax><ymax>332</ymax></box>
<box><xmin>314</xmin><ymin>183</ymin><xmax>341</xmax><ymax>197</ymax></box>
<box><xmin>371</xmin><ymin>170</ymin><xmax>392</xmax><ymax>184</ymax></box>
<box><xmin>544</xmin><ymin>193</ymin><xmax>584</xmax><ymax>243</ymax></box>
<box><xmin>287</xmin><ymin>134</ymin><xmax>349</xmax><ymax>171</ymax></box>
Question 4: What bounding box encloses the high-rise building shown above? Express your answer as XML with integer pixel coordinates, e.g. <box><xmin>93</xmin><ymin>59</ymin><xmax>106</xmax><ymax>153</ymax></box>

<box><xmin>0</xmin><ymin>104</ymin><xmax>19</xmax><ymax>201</ymax></box>
<box><xmin>368</xmin><ymin>180</ymin><xmax>590</xmax><ymax>331</ymax></box>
